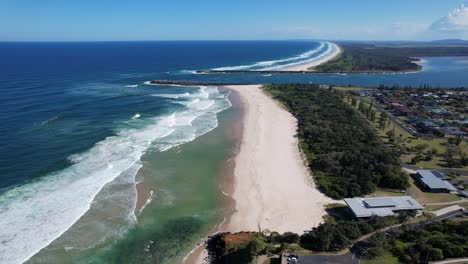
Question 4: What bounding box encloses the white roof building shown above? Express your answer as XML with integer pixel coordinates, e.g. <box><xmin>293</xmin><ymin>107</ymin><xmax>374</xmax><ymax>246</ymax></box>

<box><xmin>415</xmin><ymin>170</ymin><xmax>457</xmax><ymax>193</ymax></box>
<box><xmin>344</xmin><ymin>196</ymin><xmax>423</xmax><ymax>218</ymax></box>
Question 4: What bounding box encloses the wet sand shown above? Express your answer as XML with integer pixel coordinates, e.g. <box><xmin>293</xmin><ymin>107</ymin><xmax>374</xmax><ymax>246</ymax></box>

<box><xmin>277</xmin><ymin>42</ymin><xmax>341</xmax><ymax>71</ymax></box>
<box><xmin>223</xmin><ymin>85</ymin><xmax>333</xmax><ymax>234</ymax></box>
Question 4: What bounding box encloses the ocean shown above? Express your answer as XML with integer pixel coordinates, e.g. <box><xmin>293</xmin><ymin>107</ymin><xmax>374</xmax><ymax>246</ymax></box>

<box><xmin>0</xmin><ymin>41</ymin><xmax>467</xmax><ymax>264</ymax></box>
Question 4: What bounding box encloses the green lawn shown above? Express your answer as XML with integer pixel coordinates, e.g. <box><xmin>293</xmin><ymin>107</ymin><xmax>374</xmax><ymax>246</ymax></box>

<box><xmin>370</xmin><ymin>173</ymin><xmax>462</xmax><ymax>205</ymax></box>
<box><xmin>360</xmin><ymin>252</ymin><xmax>400</xmax><ymax>264</ymax></box>
<box><xmin>345</xmin><ymin>96</ymin><xmax>468</xmax><ymax>170</ymax></box>
<box><xmin>366</xmin><ymin>188</ymin><xmax>406</xmax><ymax>198</ymax></box>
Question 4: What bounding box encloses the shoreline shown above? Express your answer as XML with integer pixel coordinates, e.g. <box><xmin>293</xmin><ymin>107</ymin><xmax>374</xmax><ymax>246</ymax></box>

<box><xmin>275</xmin><ymin>42</ymin><xmax>342</xmax><ymax>71</ymax></box>
<box><xmin>183</xmin><ymin>89</ymin><xmax>244</xmax><ymax>264</ymax></box>
<box><xmin>222</xmin><ymin>85</ymin><xmax>333</xmax><ymax>234</ymax></box>
<box><xmin>193</xmin><ymin>41</ymin><xmax>342</xmax><ymax>74</ymax></box>
<box><xmin>184</xmin><ymin>84</ymin><xmax>334</xmax><ymax>263</ymax></box>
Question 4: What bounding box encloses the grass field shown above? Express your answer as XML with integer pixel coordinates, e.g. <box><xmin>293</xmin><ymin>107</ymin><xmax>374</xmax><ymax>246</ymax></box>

<box><xmin>367</xmin><ymin>174</ymin><xmax>461</xmax><ymax>204</ymax></box>
<box><xmin>365</xmin><ymin>188</ymin><xmax>406</xmax><ymax>198</ymax></box>
<box><xmin>344</xmin><ymin>95</ymin><xmax>468</xmax><ymax>170</ymax></box>
<box><xmin>406</xmin><ymin>175</ymin><xmax>461</xmax><ymax>204</ymax></box>
<box><xmin>360</xmin><ymin>252</ymin><xmax>399</xmax><ymax>264</ymax></box>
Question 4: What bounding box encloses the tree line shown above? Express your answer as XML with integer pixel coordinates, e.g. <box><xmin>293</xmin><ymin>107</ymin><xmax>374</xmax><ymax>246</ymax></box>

<box><xmin>363</xmin><ymin>220</ymin><xmax>468</xmax><ymax>263</ymax></box>
<box><xmin>264</xmin><ymin>84</ymin><xmax>408</xmax><ymax>199</ymax></box>
<box><xmin>205</xmin><ymin>215</ymin><xmax>406</xmax><ymax>263</ymax></box>
<box><xmin>314</xmin><ymin>43</ymin><xmax>468</xmax><ymax>73</ymax></box>
<box><xmin>314</xmin><ymin>44</ymin><xmax>421</xmax><ymax>73</ymax></box>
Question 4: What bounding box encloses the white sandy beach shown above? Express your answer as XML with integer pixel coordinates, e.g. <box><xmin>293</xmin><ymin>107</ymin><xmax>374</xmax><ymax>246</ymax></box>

<box><xmin>223</xmin><ymin>85</ymin><xmax>334</xmax><ymax>234</ymax></box>
<box><xmin>277</xmin><ymin>42</ymin><xmax>341</xmax><ymax>71</ymax></box>
<box><xmin>185</xmin><ymin>84</ymin><xmax>335</xmax><ymax>263</ymax></box>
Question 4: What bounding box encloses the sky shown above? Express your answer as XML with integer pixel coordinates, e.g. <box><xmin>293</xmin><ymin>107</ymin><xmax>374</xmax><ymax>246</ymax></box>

<box><xmin>1</xmin><ymin>0</ymin><xmax>468</xmax><ymax>41</ymax></box>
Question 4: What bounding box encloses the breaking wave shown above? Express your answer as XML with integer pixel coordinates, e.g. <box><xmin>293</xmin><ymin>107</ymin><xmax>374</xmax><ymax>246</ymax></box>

<box><xmin>212</xmin><ymin>41</ymin><xmax>332</xmax><ymax>71</ymax></box>
<box><xmin>0</xmin><ymin>86</ymin><xmax>231</xmax><ymax>264</ymax></box>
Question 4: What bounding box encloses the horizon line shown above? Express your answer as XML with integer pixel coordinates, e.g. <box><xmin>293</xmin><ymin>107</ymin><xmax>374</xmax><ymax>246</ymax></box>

<box><xmin>0</xmin><ymin>38</ymin><xmax>466</xmax><ymax>43</ymax></box>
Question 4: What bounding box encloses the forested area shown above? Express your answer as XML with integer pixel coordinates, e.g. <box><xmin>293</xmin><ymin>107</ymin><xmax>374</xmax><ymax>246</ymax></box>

<box><xmin>299</xmin><ymin>215</ymin><xmax>405</xmax><ymax>251</ymax></box>
<box><xmin>374</xmin><ymin>45</ymin><xmax>468</xmax><ymax>57</ymax></box>
<box><xmin>364</xmin><ymin>220</ymin><xmax>468</xmax><ymax>263</ymax></box>
<box><xmin>264</xmin><ymin>84</ymin><xmax>408</xmax><ymax>199</ymax></box>
<box><xmin>314</xmin><ymin>43</ymin><xmax>468</xmax><ymax>73</ymax></box>
<box><xmin>314</xmin><ymin>44</ymin><xmax>421</xmax><ymax>72</ymax></box>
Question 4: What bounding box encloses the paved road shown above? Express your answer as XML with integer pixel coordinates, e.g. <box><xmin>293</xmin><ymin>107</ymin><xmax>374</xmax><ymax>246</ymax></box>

<box><xmin>359</xmin><ymin>97</ymin><xmax>416</xmax><ymax>136</ymax></box>
<box><xmin>426</xmin><ymin>199</ymin><xmax>466</xmax><ymax>206</ymax></box>
<box><xmin>433</xmin><ymin>205</ymin><xmax>464</xmax><ymax>216</ymax></box>
<box><xmin>361</xmin><ymin>98</ymin><xmax>468</xmax><ymax>176</ymax></box>
<box><xmin>290</xmin><ymin>209</ymin><xmax>466</xmax><ymax>264</ymax></box>
<box><xmin>294</xmin><ymin>252</ymin><xmax>358</xmax><ymax>264</ymax></box>
<box><xmin>432</xmin><ymin>258</ymin><xmax>468</xmax><ymax>264</ymax></box>
<box><xmin>403</xmin><ymin>164</ymin><xmax>468</xmax><ymax>176</ymax></box>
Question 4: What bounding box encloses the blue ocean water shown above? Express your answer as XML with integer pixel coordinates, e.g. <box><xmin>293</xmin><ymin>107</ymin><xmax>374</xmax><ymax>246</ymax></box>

<box><xmin>0</xmin><ymin>41</ymin><xmax>323</xmax><ymax>190</ymax></box>
<box><xmin>2</xmin><ymin>41</ymin><xmax>467</xmax><ymax>190</ymax></box>
<box><xmin>0</xmin><ymin>41</ymin><xmax>467</xmax><ymax>263</ymax></box>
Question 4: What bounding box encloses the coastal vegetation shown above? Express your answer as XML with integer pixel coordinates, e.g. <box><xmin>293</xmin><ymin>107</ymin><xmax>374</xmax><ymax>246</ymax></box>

<box><xmin>313</xmin><ymin>44</ymin><xmax>421</xmax><ymax>72</ymax></box>
<box><xmin>205</xmin><ymin>209</ymin><xmax>465</xmax><ymax>264</ymax></box>
<box><xmin>314</xmin><ymin>43</ymin><xmax>468</xmax><ymax>73</ymax></box>
<box><xmin>264</xmin><ymin>84</ymin><xmax>408</xmax><ymax>199</ymax></box>
<box><xmin>205</xmin><ymin>215</ymin><xmax>408</xmax><ymax>263</ymax></box>
<box><xmin>362</xmin><ymin>220</ymin><xmax>468</xmax><ymax>264</ymax></box>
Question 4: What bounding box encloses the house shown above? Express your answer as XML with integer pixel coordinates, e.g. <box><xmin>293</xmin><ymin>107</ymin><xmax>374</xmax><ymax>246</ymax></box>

<box><xmin>393</xmin><ymin>106</ymin><xmax>412</xmax><ymax>116</ymax></box>
<box><xmin>414</xmin><ymin>170</ymin><xmax>457</xmax><ymax>193</ymax></box>
<box><xmin>344</xmin><ymin>196</ymin><xmax>423</xmax><ymax>218</ymax></box>
<box><xmin>458</xmin><ymin>190</ymin><xmax>468</xmax><ymax>198</ymax></box>
<box><xmin>441</xmin><ymin>126</ymin><xmax>466</xmax><ymax>136</ymax></box>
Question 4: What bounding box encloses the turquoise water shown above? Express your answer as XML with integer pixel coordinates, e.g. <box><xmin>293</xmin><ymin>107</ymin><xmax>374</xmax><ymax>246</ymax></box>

<box><xmin>28</xmin><ymin>91</ymin><xmax>239</xmax><ymax>263</ymax></box>
<box><xmin>0</xmin><ymin>41</ymin><xmax>467</xmax><ymax>264</ymax></box>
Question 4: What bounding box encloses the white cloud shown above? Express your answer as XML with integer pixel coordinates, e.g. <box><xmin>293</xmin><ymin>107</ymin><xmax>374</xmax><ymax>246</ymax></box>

<box><xmin>430</xmin><ymin>4</ymin><xmax>468</xmax><ymax>33</ymax></box>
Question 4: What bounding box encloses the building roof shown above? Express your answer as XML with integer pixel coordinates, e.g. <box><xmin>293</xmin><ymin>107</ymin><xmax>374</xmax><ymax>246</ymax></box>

<box><xmin>365</xmin><ymin>198</ymin><xmax>397</xmax><ymax>208</ymax></box>
<box><xmin>416</xmin><ymin>170</ymin><xmax>457</xmax><ymax>191</ymax></box>
<box><xmin>344</xmin><ymin>196</ymin><xmax>423</xmax><ymax>218</ymax></box>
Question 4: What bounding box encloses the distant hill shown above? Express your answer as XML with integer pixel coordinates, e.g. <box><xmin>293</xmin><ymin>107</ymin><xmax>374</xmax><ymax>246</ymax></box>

<box><xmin>430</xmin><ymin>39</ymin><xmax>468</xmax><ymax>45</ymax></box>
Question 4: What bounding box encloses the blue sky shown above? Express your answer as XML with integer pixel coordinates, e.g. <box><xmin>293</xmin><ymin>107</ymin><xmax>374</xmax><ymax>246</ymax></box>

<box><xmin>1</xmin><ymin>0</ymin><xmax>468</xmax><ymax>41</ymax></box>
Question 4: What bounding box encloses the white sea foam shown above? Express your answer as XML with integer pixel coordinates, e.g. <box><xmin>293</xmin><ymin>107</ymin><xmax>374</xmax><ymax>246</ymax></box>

<box><xmin>262</xmin><ymin>42</ymin><xmax>335</xmax><ymax>70</ymax></box>
<box><xmin>0</xmin><ymin>86</ymin><xmax>231</xmax><ymax>264</ymax></box>
<box><xmin>125</xmin><ymin>84</ymin><xmax>138</xmax><ymax>88</ymax></box>
<box><xmin>138</xmin><ymin>190</ymin><xmax>154</xmax><ymax>216</ymax></box>
<box><xmin>152</xmin><ymin>94</ymin><xmax>182</xmax><ymax>99</ymax></box>
<box><xmin>152</xmin><ymin>86</ymin><xmax>210</xmax><ymax>100</ymax></box>
<box><xmin>132</xmin><ymin>113</ymin><xmax>141</xmax><ymax>119</ymax></box>
<box><xmin>179</xmin><ymin>70</ymin><xmax>197</xmax><ymax>74</ymax></box>
<box><xmin>41</xmin><ymin>116</ymin><xmax>58</xmax><ymax>126</ymax></box>
<box><xmin>212</xmin><ymin>42</ymin><xmax>327</xmax><ymax>71</ymax></box>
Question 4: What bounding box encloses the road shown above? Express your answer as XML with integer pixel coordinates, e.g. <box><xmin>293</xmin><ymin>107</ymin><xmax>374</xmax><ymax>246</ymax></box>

<box><xmin>359</xmin><ymin>97</ymin><xmax>416</xmax><ymax>136</ymax></box>
<box><xmin>431</xmin><ymin>258</ymin><xmax>468</xmax><ymax>264</ymax></box>
<box><xmin>426</xmin><ymin>200</ymin><xmax>466</xmax><ymax>206</ymax></box>
<box><xmin>289</xmin><ymin>209</ymin><xmax>466</xmax><ymax>264</ymax></box>
<box><xmin>359</xmin><ymin>97</ymin><xmax>468</xmax><ymax>176</ymax></box>
<box><xmin>295</xmin><ymin>252</ymin><xmax>358</xmax><ymax>264</ymax></box>
<box><xmin>403</xmin><ymin>164</ymin><xmax>468</xmax><ymax>176</ymax></box>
